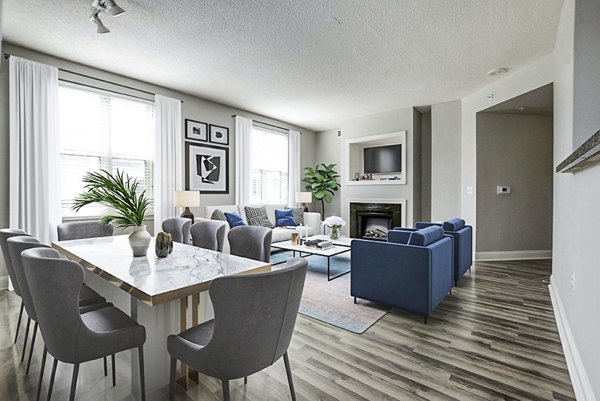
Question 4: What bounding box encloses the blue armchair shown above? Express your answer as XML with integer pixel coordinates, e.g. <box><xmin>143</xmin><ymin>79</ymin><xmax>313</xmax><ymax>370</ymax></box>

<box><xmin>415</xmin><ymin>218</ymin><xmax>473</xmax><ymax>286</ymax></box>
<box><xmin>351</xmin><ymin>226</ymin><xmax>454</xmax><ymax>323</ymax></box>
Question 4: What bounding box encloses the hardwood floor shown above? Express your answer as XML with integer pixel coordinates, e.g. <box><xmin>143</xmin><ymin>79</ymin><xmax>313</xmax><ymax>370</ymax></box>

<box><xmin>0</xmin><ymin>259</ymin><xmax>574</xmax><ymax>400</ymax></box>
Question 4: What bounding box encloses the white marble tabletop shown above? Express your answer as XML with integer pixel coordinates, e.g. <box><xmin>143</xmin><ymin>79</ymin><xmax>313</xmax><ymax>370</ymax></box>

<box><xmin>52</xmin><ymin>235</ymin><xmax>270</xmax><ymax>306</ymax></box>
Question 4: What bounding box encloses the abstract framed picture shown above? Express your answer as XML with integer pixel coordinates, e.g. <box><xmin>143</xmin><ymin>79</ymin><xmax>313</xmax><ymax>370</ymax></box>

<box><xmin>185</xmin><ymin>119</ymin><xmax>208</xmax><ymax>142</ymax></box>
<box><xmin>185</xmin><ymin>142</ymin><xmax>229</xmax><ymax>194</ymax></box>
<box><xmin>209</xmin><ymin>124</ymin><xmax>229</xmax><ymax>146</ymax></box>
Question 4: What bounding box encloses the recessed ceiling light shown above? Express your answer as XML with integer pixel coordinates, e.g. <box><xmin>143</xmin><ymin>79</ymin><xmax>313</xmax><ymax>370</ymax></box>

<box><xmin>487</xmin><ymin>67</ymin><xmax>509</xmax><ymax>77</ymax></box>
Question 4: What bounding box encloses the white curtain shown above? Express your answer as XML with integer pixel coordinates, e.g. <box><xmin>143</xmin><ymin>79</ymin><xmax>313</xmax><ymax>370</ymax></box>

<box><xmin>287</xmin><ymin>130</ymin><xmax>301</xmax><ymax>207</ymax></box>
<box><xmin>9</xmin><ymin>56</ymin><xmax>61</xmax><ymax>246</ymax></box>
<box><xmin>235</xmin><ymin>116</ymin><xmax>253</xmax><ymax>205</ymax></box>
<box><xmin>154</xmin><ymin>95</ymin><xmax>182</xmax><ymax>234</ymax></box>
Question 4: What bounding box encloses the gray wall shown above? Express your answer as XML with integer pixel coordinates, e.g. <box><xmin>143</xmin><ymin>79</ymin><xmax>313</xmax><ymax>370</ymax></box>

<box><xmin>313</xmin><ymin>129</ymin><xmax>342</xmax><ymax>217</ymax></box>
<box><xmin>0</xmin><ymin>42</ymin><xmax>316</xmax><ymax>280</ymax></box>
<box><xmin>431</xmin><ymin>100</ymin><xmax>462</xmax><ymax>221</ymax></box>
<box><xmin>412</xmin><ymin>108</ymin><xmax>422</xmax><ymax>222</ymax></box>
<box><xmin>340</xmin><ymin>107</ymin><xmax>416</xmax><ymax>228</ymax></box>
<box><xmin>476</xmin><ymin>113</ymin><xmax>553</xmax><ymax>252</ymax></box>
<box><xmin>573</xmin><ymin>0</ymin><xmax>600</xmax><ymax>148</ymax></box>
<box><xmin>420</xmin><ymin>113</ymin><xmax>432</xmax><ymax>221</ymax></box>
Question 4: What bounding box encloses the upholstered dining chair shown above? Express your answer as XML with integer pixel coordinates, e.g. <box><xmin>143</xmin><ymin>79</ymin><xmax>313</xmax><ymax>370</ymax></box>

<box><xmin>7</xmin><ymin>236</ymin><xmax>112</xmax><ymax>396</ymax></box>
<box><xmin>21</xmin><ymin>247</ymin><xmax>147</xmax><ymax>401</ymax></box>
<box><xmin>162</xmin><ymin>218</ymin><xmax>192</xmax><ymax>244</ymax></box>
<box><xmin>228</xmin><ymin>225</ymin><xmax>272</xmax><ymax>263</ymax></box>
<box><xmin>167</xmin><ymin>257</ymin><xmax>307</xmax><ymax>401</ymax></box>
<box><xmin>190</xmin><ymin>220</ymin><xmax>227</xmax><ymax>252</ymax></box>
<box><xmin>57</xmin><ymin>221</ymin><xmax>114</xmax><ymax>241</ymax></box>
<box><xmin>0</xmin><ymin>228</ymin><xmax>29</xmax><ymax>345</ymax></box>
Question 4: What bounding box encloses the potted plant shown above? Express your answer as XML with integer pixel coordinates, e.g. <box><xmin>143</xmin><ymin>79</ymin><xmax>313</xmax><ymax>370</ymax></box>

<box><xmin>322</xmin><ymin>216</ymin><xmax>346</xmax><ymax>240</ymax></box>
<box><xmin>302</xmin><ymin>163</ymin><xmax>341</xmax><ymax>218</ymax></box>
<box><xmin>72</xmin><ymin>169</ymin><xmax>151</xmax><ymax>256</ymax></box>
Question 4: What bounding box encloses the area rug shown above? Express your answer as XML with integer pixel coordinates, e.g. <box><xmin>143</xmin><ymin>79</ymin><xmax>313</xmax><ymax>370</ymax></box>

<box><xmin>271</xmin><ymin>251</ymin><xmax>389</xmax><ymax>334</ymax></box>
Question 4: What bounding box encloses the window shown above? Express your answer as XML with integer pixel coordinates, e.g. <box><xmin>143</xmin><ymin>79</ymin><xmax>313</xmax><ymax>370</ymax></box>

<box><xmin>249</xmin><ymin>126</ymin><xmax>288</xmax><ymax>204</ymax></box>
<box><xmin>58</xmin><ymin>84</ymin><xmax>154</xmax><ymax>218</ymax></box>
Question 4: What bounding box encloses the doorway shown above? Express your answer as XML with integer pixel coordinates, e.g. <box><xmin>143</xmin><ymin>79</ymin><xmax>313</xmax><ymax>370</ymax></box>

<box><xmin>475</xmin><ymin>84</ymin><xmax>554</xmax><ymax>260</ymax></box>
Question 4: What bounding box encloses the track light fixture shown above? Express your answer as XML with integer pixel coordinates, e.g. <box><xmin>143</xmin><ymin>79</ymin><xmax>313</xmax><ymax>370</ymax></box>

<box><xmin>90</xmin><ymin>0</ymin><xmax>125</xmax><ymax>33</ymax></box>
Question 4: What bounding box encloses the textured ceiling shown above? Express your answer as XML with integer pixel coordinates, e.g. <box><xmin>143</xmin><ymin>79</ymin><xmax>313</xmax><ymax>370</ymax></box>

<box><xmin>482</xmin><ymin>83</ymin><xmax>554</xmax><ymax>116</ymax></box>
<box><xmin>1</xmin><ymin>0</ymin><xmax>563</xmax><ymax>131</ymax></box>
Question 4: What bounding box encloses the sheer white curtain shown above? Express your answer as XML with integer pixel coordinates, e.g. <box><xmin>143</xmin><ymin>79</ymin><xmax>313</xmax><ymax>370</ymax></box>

<box><xmin>154</xmin><ymin>95</ymin><xmax>182</xmax><ymax>233</ymax></box>
<box><xmin>9</xmin><ymin>56</ymin><xmax>61</xmax><ymax>246</ymax></box>
<box><xmin>235</xmin><ymin>116</ymin><xmax>253</xmax><ymax>205</ymax></box>
<box><xmin>287</xmin><ymin>130</ymin><xmax>301</xmax><ymax>207</ymax></box>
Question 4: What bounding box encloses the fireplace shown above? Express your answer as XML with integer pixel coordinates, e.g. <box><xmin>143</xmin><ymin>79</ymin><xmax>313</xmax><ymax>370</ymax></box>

<box><xmin>349</xmin><ymin>202</ymin><xmax>403</xmax><ymax>241</ymax></box>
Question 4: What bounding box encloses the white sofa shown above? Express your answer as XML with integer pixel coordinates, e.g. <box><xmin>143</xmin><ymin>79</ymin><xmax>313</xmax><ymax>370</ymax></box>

<box><xmin>198</xmin><ymin>204</ymin><xmax>322</xmax><ymax>253</ymax></box>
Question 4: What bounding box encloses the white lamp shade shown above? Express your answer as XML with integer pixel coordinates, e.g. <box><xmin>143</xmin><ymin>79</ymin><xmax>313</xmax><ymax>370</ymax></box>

<box><xmin>174</xmin><ymin>191</ymin><xmax>200</xmax><ymax>207</ymax></box>
<box><xmin>296</xmin><ymin>192</ymin><xmax>312</xmax><ymax>203</ymax></box>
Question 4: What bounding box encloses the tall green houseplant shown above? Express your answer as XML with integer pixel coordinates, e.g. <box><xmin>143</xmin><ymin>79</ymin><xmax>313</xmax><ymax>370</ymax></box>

<box><xmin>303</xmin><ymin>163</ymin><xmax>341</xmax><ymax>217</ymax></box>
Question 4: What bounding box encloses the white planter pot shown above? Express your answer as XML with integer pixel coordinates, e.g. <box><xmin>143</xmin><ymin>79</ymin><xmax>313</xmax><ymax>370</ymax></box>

<box><xmin>129</xmin><ymin>225</ymin><xmax>151</xmax><ymax>257</ymax></box>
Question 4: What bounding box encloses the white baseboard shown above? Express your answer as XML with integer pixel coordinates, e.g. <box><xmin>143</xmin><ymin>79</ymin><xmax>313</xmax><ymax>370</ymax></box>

<box><xmin>549</xmin><ymin>279</ymin><xmax>597</xmax><ymax>401</ymax></box>
<box><xmin>475</xmin><ymin>250</ymin><xmax>552</xmax><ymax>261</ymax></box>
<box><xmin>0</xmin><ymin>275</ymin><xmax>8</xmax><ymax>290</ymax></box>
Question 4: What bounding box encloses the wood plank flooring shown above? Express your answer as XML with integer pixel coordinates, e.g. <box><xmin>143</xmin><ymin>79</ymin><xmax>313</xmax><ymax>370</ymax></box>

<box><xmin>0</xmin><ymin>259</ymin><xmax>575</xmax><ymax>400</ymax></box>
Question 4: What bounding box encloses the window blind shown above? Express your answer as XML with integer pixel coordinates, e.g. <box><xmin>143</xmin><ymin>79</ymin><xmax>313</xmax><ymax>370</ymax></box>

<box><xmin>58</xmin><ymin>84</ymin><xmax>155</xmax><ymax>218</ymax></box>
<box><xmin>249</xmin><ymin>126</ymin><xmax>288</xmax><ymax>205</ymax></box>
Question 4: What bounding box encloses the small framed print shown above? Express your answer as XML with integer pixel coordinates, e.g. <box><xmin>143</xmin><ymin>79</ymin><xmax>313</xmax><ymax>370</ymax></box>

<box><xmin>209</xmin><ymin>124</ymin><xmax>229</xmax><ymax>146</ymax></box>
<box><xmin>185</xmin><ymin>142</ymin><xmax>229</xmax><ymax>194</ymax></box>
<box><xmin>185</xmin><ymin>119</ymin><xmax>208</xmax><ymax>142</ymax></box>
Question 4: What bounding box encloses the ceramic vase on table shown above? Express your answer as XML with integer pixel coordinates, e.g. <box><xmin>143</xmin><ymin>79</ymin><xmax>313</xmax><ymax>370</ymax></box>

<box><xmin>129</xmin><ymin>225</ymin><xmax>151</xmax><ymax>256</ymax></box>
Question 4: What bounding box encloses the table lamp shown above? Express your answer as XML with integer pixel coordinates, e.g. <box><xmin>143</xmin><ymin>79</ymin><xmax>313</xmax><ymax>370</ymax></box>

<box><xmin>174</xmin><ymin>191</ymin><xmax>200</xmax><ymax>223</ymax></box>
<box><xmin>296</xmin><ymin>192</ymin><xmax>312</xmax><ymax>212</ymax></box>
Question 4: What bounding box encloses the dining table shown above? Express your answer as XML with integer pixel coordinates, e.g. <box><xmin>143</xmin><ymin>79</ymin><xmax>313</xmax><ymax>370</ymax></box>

<box><xmin>52</xmin><ymin>234</ymin><xmax>271</xmax><ymax>400</ymax></box>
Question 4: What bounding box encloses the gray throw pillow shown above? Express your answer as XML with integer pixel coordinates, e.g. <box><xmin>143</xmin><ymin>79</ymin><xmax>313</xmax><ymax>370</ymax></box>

<box><xmin>292</xmin><ymin>207</ymin><xmax>304</xmax><ymax>225</ymax></box>
<box><xmin>211</xmin><ymin>209</ymin><xmax>227</xmax><ymax>221</ymax></box>
<box><xmin>244</xmin><ymin>206</ymin><xmax>273</xmax><ymax>228</ymax></box>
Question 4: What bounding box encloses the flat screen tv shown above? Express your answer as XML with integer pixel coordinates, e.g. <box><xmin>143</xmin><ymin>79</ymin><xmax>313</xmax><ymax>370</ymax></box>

<box><xmin>363</xmin><ymin>144</ymin><xmax>402</xmax><ymax>174</ymax></box>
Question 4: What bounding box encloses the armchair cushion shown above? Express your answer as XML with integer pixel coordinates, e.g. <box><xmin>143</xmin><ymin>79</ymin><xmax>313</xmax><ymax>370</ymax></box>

<box><xmin>225</xmin><ymin>212</ymin><xmax>245</xmax><ymax>228</ymax></box>
<box><xmin>443</xmin><ymin>218</ymin><xmax>465</xmax><ymax>232</ymax></box>
<box><xmin>274</xmin><ymin>209</ymin><xmax>297</xmax><ymax>227</ymax></box>
<box><xmin>408</xmin><ymin>226</ymin><xmax>445</xmax><ymax>246</ymax></box>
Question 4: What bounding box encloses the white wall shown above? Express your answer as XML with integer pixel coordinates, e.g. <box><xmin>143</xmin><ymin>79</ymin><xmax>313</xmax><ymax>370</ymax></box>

<box><xmin>431</xmin><ymin>100</ymin><xmax>462</xmax><ymax>221</ymax></box>
<box><xmin>314</xmin><ymin>129</ymin><xmax>342</xmax><ymax>217</ymax></box>
<box><xmin>463</xmin><ymin>0</ymin><xmax>598</xmax><ymax>398</ymax></box>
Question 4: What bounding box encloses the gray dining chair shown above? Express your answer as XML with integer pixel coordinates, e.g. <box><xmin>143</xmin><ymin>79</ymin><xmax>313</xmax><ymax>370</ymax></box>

<box><xmin>21</xmin><ymin>247</ymin><xmax>147</xmax><ymax>401</ymax></box>
<box><xmin>7</xmin><ymin>236</ymin><xmax>113</xmax><ymax>399</ymax></box>
<box><xmin>228</xmin><ymin>225</ymin><xmax>272</xmax><ymax>263</ymax></box>
<box><xmin>190</xmin><ymin>220</ymin><xmax>227</xmax><ymax>252</ymax></box>
<box><xmin>162</xmin><ymin>218</ymin><xmax>191</xmax><ymax>244</ymax></box>
<box><xmin>57</xmin><ymin>221</ymin><xmax>114</xmax><ymax>241</ymax></box>
<box><xmin>0</xmin><ymin>228</ymin><xmax>29</xmax><ymax>345</ymax></box>
<box><xmin>167</xmin><ymin>257</ymin><xmax>307</xmax><ymax>401</ymax></box>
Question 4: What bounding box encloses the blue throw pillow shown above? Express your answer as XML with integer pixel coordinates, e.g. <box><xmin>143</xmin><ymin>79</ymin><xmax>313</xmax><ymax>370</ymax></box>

<box><xmin>274</xmin><ymin>209</ymin><xmax>297</xmax><ymax>227</ymax></box>
<box><xmin>408</xmin><ymin>226</ymin><xmax>444</xmax><ymax>246</ymax></box>
<box><xmin>224</xmin><ymin>212</ymin><xmax>245</xmax><ymax>228</ymax></box>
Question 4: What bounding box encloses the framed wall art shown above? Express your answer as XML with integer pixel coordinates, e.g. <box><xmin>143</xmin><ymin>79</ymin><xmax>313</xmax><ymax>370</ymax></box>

<box><xmin>209</xmin><ymin>124</ymin><xmax>229</xmax><ymax>146</ymax></box>
<box><xmin>185</xmin><ymin>142</ymin><xmax>229</xmax><ymax>194</ymax></box>
<box><xmin>185</xmin><ymin>119</ymin><xmax>208</xmax><ymax>142</ymax></box>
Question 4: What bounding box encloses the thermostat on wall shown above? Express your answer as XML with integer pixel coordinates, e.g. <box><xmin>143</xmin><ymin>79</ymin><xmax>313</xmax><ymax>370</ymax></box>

<box><xmin>497</xmin><ymin>186</ymin><xmax>511</xmax><ymax>195</ymax></box>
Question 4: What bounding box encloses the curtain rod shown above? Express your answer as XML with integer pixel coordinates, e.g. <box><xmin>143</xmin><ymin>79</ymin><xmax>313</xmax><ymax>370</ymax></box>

<box><xmin>4</xmin><ymin>52</ymin><xmax>183</xmax><ymax>103</ymax></box>
<box><xmin>231</xmin><ymin>114</ymin><xmax>301</xmax><ymax>134</ymax></box>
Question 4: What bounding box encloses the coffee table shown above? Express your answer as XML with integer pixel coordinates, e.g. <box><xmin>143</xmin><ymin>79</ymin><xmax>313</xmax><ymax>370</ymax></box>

<box><xmin>271</xmin><ymin>235</ymin><xmax>353</xmax><ymax>281</ymax></box>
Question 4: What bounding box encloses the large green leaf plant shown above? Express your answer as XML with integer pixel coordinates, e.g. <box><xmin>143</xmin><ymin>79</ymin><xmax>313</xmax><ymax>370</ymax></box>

<box><xmin>72</xmin><ymin>169</ymin><xmax>149</xmax><ymax>228</ymax></box>
<box><xmin>302</xmin><ymin>163</ymin><xmax>341</xmax><ymax>217</ymax></box>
